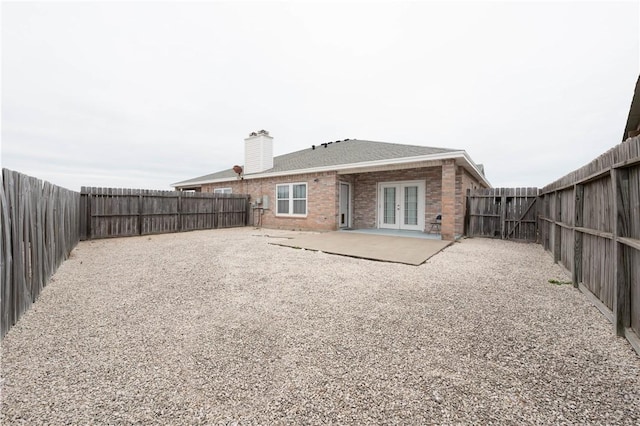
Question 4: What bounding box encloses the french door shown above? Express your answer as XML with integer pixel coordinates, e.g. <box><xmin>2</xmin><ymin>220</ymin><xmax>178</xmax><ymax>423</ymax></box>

<box><xmin>378</xmin><ymin>181</ymin><xmax>425</xmax><ymax>231</ymax></box>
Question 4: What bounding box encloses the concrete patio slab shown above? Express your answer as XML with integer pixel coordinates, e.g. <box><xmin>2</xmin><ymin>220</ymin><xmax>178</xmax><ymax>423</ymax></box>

<box><xmin>268</xmin><ymin>231</ymin><xmax>452</xmax><ymax>265</ymax></box>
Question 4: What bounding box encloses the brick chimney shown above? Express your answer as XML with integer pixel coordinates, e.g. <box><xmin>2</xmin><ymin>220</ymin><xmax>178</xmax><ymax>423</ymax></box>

<box><xmin>244</xmin><ymin>130</ymin><xmax>273</xmax><ymax>174</ymax></box>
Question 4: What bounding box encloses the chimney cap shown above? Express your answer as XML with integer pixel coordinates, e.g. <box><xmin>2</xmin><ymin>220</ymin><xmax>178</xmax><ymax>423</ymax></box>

<box><xmin>249</xmin><ymin>129</ymin><xmax>270</xmax><ymax>137</ymax></box>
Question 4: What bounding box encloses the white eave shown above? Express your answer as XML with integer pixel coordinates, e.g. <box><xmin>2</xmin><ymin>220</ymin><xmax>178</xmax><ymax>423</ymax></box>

<box><xmin>172</xmin><ymin>150</ymin><xmax>491</xmax><ymax>189</ymax></box>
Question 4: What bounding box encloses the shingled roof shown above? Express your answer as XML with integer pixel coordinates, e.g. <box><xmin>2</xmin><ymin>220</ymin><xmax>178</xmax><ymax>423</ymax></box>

<box><xmin>623</xmin><ymin>75</ymin><xmax>640</xmax><ymax>140</ymax></box>
<box><xmin>173</xmin><ymin>139</ymin><xmax>467</xmax><ymax>187</ymax></box>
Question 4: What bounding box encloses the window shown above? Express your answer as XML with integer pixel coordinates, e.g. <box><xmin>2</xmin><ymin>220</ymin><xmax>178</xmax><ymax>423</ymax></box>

<box><xmin>276</xmin><ymin>183</ymin><xmax>307</xmax><ymax>216</ymax></box>
<box><xmin>213</xmin><ymin>188</ymin><xmax>232</xmax><ymax>194</ymax></box>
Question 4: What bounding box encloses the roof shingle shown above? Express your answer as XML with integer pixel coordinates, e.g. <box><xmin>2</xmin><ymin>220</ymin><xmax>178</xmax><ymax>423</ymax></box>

<box><xmin>174</xmin><ymin>139</ymin><xmax>460</xmax><ymax>186</ymax></box>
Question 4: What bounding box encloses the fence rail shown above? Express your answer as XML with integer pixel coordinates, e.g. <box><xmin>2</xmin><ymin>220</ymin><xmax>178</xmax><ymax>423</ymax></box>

<box><xmin>538</xmin><ymin>136</ymin><xmax>640</xmax><ymax>354</ymax></box>
<box><xmin>1</xmin><ymin>169</ymin><xmax>80</xmax><ymax>339</ymax></box>
<box><xmin>463</xmin><ymin>138</ymin><xmax>640</xmax><ymax>355</ymax></box>
<box><xmin>1</xmin><ymin>177</ymin><xmax>250</xmax><ymax>339</ymax></box>
<box><xmin>465</xmin><ymin>187</ymin><xmax>539</xmax><ymax>241</ymax></box>
<box><xmin>80</xmin><ymin>187</ymin><xmax>249</xmax><ymax>240</ymax></box>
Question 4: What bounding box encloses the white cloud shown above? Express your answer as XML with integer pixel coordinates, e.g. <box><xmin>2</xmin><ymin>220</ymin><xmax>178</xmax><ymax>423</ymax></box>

<box><xmin>1</xmin><ymin>1</ymin><xmax>638</xmax><ymax>191</ymax></box>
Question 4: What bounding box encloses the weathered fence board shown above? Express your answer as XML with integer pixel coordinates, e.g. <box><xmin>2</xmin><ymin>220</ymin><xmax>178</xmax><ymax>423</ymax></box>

<box><xmin>1</xmin><ymin>177</ymin><xmax>250</xmax><ymax>339</ymax></box>
<box><xmin>466</xmin><ymin>187</ymin><xmax>539</xmax><ymax>241</ymax></box>
<box><xmin>464</xmin><ymin>137</ymin><xmax>640</xmax><ymax>355</ymax></box>
<box><xmin>631</xmin><ymin>248</ymin><xmax>640</xmax><ymax>336</ymax></box>
<box><xmin>1</xmin><ymin>169</ymin><xmax>80</xmax><ymax>339</ymax></box>
<box><xmin>629</xmin><ymin>165</ymin><xmax>640</xmax><ymax>339</ymax></box>
<box><xmin>581</xmin><ymin>234</ymin><xmax>614</xmax><ymax>310</ymax></box>
<box><xmin>539</xmin><ymin>136</ymin><xmax>640</xmax><ymax>355</ymax></box>
<box><xmin>80</xmin><ymin>187</ymin><xmax>249</xmax><ymax>239</ymax></box>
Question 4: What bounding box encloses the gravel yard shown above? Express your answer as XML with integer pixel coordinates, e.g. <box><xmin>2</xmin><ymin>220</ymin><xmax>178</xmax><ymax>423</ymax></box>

<box><xmin>1</xmin><ymin>227</ymin><xmax>639</xmax><ymax>424</ymax></box>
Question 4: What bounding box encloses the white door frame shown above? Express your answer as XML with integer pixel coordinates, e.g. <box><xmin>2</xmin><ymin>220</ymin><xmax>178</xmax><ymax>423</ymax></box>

<box><xmin>339</xmin><ymin>181</ymin><xmax>352</xmax><ymax>228</ymax></box>
<box><xmin>377</xmin><ymin>180</ymin><xmax>425</xmax><ymax>231</ymax></box>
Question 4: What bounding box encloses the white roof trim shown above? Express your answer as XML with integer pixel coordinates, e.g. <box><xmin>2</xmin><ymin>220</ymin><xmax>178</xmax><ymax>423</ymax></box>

<box><xmin>173</xmin><ymin>150</ymin><xmax>491</xmax><ymax>188</ymax></box>
<box><xmin>460</xmin><ymin>151</ymin><xmax>492</xmax><ymax>187</ymax></box>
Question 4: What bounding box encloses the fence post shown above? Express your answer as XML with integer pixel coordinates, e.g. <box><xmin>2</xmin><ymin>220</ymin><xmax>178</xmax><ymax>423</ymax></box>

<box><xmin>245</xmin><ymin>195</ymin><xmax>251</xmax><ymax>226</ymax></box>
<box><xmin>553</xmin><ymin>191</ymin><xmax>561</xmax><ymax>264</ymax></box>
<box><xmin>613</xmin><ymin>167</ymin><xmax>631</xmax><ymax>336</ymax></box>
<box><xmin>500</xmin><ymin>191</ymin><xmax>507</xmax><ymax>239</ymax></box>
<box><xmin>211</xmin><ymin>196</ymin><xmax>216</xmax><ymax>229</ymax></box>
<box><xmin>573</xmin><ymin>184</ymin><xmax>584</xmax><ymax>288</ymax></box>
<box><xmin>85</xmin><ymin>188</ymin><xmax>93</xmax><ymax>240</ymax></box>
<box><xmin>138</xmin><ymin>193</ymin><xmax>143</xmax><ymax>236</ymax></box>
<box><xmin>177</xmin><ymin>192</ymin><xmax>182</xmax><ymax>232</ymax></box>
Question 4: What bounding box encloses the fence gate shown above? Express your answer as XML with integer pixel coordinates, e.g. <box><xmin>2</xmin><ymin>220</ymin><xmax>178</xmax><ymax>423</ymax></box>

<box><xmin>465</xmin><ymin>187</ymin><xmax>539</xmax><ymax>242</ymax></box>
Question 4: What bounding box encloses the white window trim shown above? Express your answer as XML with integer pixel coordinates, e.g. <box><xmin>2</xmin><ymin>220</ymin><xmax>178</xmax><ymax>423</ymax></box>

<box><xmin>275</xmin><ymin>182</ymin><xmax>308</xmax><ymax>217</ymax></box>
<box><xmin>213</xmin><ymin>188</ymin><xmax>232</xmax><ymax>194</ymax></box>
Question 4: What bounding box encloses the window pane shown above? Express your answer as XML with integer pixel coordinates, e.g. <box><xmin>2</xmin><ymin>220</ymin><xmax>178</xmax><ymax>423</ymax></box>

<box><xmin>404</xmin><ymin>186</ymin><xmax>418</xmax><ymax>225</ymax></box>
<box><xmin>293</xmin><ymin>200</ymin><xmax>306</xmax><ymax>215</ymax></box>
<box><xmin>277</xmin><ymin>200</ymin><xmax>289</xmax><ymax>214</ymax></box>
<box><xmin>277</xmin><ymin>185</ymin><xmax>289</xmax><ymax>199</ymax></box>
<box><xmin>383</xmin><ymin>187</ymin><xmax>396</xmax><ymax>224</ymax></box>
<box><xmin>293</xmin><ymin>184</ymin><xmax>306</xmax><ymax>199</ymax></box>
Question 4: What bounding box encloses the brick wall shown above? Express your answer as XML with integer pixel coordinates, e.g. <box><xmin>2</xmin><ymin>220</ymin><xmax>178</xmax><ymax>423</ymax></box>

<box><xmin>202</xmin><ymin>172</ymin><xmax>339</xmax><ymax>231</ymax></box>
<box><xmin>350</xmin><ymin>167</ymin><xmax>443</xmax><ymax>229</ymax></box>
<box><xmin>199</xmin><ymin>163</ymin><xmax>487</xmax><ymax>237</ymax></box>
<box><xmin>455</xmin><ymin>168</ymin><xmax>484</xmax><ymax>236</ymax></box>
<box><xmin>441</xmin><ymin>160</ymin><xmax>456</xmax><ymax>240</ymax></box>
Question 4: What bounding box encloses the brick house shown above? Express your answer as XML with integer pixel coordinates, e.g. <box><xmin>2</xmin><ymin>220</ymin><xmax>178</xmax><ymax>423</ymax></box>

<box><xmin>172</xmin><ymin>130</ymin><xmax>490</xmax><ymax>240</ymax></box>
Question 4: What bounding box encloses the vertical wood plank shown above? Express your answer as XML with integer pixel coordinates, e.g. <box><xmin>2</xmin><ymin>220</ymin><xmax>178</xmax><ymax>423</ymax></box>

<box><xmin>613</xmin><ymin>167</ymin><xmax>631</xmax><ymax>336</ymax></box>
<box><xmin>0</xmin><ymin>169</ymin><xmax>81</xmax><ymax>338</ymax></box>
<box><xmin>554</xmin><ymin>191</ymin><xmax>561</xmax><ymax>264</ymax></box>
<box><xmin>138</xmin><ymin>194</ymin><xmax>143</xmax><ymax>236</ymax></box>
<box><xmin>1</xmin><ymin>170</ymin><xmax>13</xmax><ymax>339</ymax></box>
<box><xmin>573</xmin><ymin>184</ymin><xmax>584</xmax><ymax>288</ymax></box>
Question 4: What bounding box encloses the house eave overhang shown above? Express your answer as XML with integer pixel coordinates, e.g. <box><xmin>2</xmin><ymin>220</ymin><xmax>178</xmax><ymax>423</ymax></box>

<box><xmin>458</xmin><ymin>151</ymin><xmax>492</xmax><ymax>188</ymax></box>
<box><xmin>172</xmin><ymin>151</ymin><xmax>491</xmax><ymax>189</ymax></box>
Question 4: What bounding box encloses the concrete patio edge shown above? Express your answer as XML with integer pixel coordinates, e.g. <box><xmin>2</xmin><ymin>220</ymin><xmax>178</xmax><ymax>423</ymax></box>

<box><xmin>268</xmin><ymin>231</ymin><xmax>453</xmax><ymax>265</ymax></box>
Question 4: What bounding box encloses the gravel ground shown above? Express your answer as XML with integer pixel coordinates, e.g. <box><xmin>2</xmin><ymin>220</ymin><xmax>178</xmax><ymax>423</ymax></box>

<box><xmin>1</xmin><ymin>227</ymin><xmax>639</xmax><ymax>424</ymax></box>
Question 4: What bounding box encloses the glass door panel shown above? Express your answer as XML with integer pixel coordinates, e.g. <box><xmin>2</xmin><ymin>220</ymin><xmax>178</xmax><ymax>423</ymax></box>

<box><xmin>404</xmin><ymin>186</ymin><xmax>418</xmax><ymax>226</ymax></box>
<box><xmin>383</xmin><ymin>187</ymin><xmax>397</xmax><ymax>225</ymax></box>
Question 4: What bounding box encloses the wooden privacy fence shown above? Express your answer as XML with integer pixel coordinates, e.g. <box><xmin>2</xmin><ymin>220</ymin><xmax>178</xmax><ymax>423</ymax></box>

<box><xmin>80</xmin><ymin>187</ymin><xmax>249</xmax><ymax>240</ymax></box>
<box><xmin>1</xmin><ymin>169</ymin><xmax>80</xmax><ymax>339</ymax></box>
<box><xmin>465</xmin><ymin>187</ymin><xmax>539</xmax><ymax>241</ymax></box>
<box><xmin>538</xmin><ymin>136</ymin><xmax>640</xmax><ymax>354</ymax></box>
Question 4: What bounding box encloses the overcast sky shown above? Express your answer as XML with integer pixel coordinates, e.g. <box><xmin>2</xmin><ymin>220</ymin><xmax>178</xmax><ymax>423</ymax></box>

<box><xmin>2</xmin><ymin>1</ymin><xmax>638</xmax><ymax>191</ymax></box>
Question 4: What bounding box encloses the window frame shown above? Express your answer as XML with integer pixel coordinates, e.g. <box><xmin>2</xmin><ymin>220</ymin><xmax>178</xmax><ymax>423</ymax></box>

<box><xmin>213</xmin><ymin>188</ymin><xmax>232</xmax><ymax>194</ymax></box>
<box><xmin>275</xmin><ymin>182</ymin><xmax>308</xmax><ymax>217</ymax></box>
